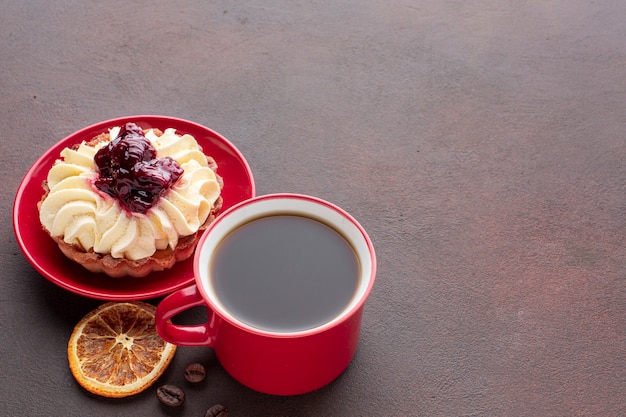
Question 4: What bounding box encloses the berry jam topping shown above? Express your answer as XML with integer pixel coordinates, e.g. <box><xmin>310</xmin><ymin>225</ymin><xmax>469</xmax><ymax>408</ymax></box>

<box><xmin>94</xmin><ymin>123</ymin><xmax>183</xmax><ymax>214</ymax></box>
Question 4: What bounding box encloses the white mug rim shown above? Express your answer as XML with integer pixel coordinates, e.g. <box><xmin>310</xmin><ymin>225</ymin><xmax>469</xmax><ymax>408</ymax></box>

<box><xmin>193</xmin><ymin>193</ymin><xmax>376</xmax><ymax>337</ymax></box>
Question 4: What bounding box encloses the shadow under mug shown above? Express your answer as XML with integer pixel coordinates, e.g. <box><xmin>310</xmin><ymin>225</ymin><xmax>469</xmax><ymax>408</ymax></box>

<box><xmin>155</xmin><ymin>193</ymin><xmax>376</xmax><ymax>396</ymax></box>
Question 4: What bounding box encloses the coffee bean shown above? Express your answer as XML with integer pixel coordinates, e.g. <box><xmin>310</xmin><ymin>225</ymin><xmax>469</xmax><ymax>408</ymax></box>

<box><xmin>205</xmin><ymin>404</ymin><xmax>229</xmax><ymax>417</ymax></box>
<box><xmin>156</xmin><ymin>384</ymin><xmax>185</xmax><ymax>407</ymax></box>
<box><xmin>183</xmin><ymin>362</ymin><xmax>207</xmax><ymax>383</ymax></box>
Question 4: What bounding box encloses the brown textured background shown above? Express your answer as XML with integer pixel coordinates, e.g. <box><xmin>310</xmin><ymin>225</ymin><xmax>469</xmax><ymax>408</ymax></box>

<box><xmin>1</xmin><ymin>1</ymin><xmax>625</xmax><ymax>416</ymax></box>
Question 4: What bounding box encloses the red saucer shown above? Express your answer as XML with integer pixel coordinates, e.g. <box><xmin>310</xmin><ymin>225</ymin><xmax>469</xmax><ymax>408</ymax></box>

<box><xmin>13</xmin><ymin>115</ymin><xmax>255</xmax><ymax>300</ymax></box>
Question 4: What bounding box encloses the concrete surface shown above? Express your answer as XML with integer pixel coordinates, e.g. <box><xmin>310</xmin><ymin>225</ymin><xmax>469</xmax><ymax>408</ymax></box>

<box><xmin>1</xmin><ymin>0</ymin><xmax>624</xmax><ymax>416</ymax></box>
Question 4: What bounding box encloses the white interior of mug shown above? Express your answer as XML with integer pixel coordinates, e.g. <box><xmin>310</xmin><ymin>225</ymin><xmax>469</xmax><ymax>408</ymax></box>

<box><xmin>195</xmin><ymin>194</ymin><xmax>375</xmax><ymax>336</ymax></box>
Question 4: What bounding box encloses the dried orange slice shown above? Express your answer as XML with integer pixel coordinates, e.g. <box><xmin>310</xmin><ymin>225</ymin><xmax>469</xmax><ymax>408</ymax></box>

<box><xmin>68</xmin><ymin>301</ymin><xmax>176</xmax><ymax>398</ymax></box>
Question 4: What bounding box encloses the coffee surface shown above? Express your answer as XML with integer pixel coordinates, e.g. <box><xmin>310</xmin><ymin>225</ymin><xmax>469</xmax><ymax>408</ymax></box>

<box><xmin>210</xmin><ymin>214</ymin><xmax>360</xmax><ymax>332</ymax></box>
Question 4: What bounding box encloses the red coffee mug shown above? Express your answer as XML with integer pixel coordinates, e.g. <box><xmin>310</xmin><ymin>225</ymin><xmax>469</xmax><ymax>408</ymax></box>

<box><xmin>155</xmin><ymin>194</ymin><xmax>376</xmax><ymax>396</ymax></box>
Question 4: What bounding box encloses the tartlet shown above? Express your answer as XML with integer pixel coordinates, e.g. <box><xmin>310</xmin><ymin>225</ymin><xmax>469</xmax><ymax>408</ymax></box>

<box><xmin>38</xmin><ymin>123</ymin><xmax>223</xmax><ymax>278</ymax></box>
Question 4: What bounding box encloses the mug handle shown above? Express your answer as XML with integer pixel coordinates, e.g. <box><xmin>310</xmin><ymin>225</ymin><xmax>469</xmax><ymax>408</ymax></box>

<box><xmin>155</xmin><ymin>284</ymin><xmax>217</xmax><ymax>347</ymax></box>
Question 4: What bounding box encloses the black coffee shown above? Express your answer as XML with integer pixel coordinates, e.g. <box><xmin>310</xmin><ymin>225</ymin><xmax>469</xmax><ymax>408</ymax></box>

<box><xmin>210</xmin><ymin>214</ymin><xmax>360</xmax><ymax>332</ymax></box>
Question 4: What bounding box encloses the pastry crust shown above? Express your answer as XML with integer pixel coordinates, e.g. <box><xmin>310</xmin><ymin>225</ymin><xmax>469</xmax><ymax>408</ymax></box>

<box><xmin>39</xmin><ymin>128</ymin><xmax>223</xmax><ymax>278</ymax></box>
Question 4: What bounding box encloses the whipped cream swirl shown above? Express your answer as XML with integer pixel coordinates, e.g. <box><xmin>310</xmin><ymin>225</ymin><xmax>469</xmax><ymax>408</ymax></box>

<box><xmin>39</xmin><ymin>127</ymin><xmax>221</xmax><ymax>260</ymax></box>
